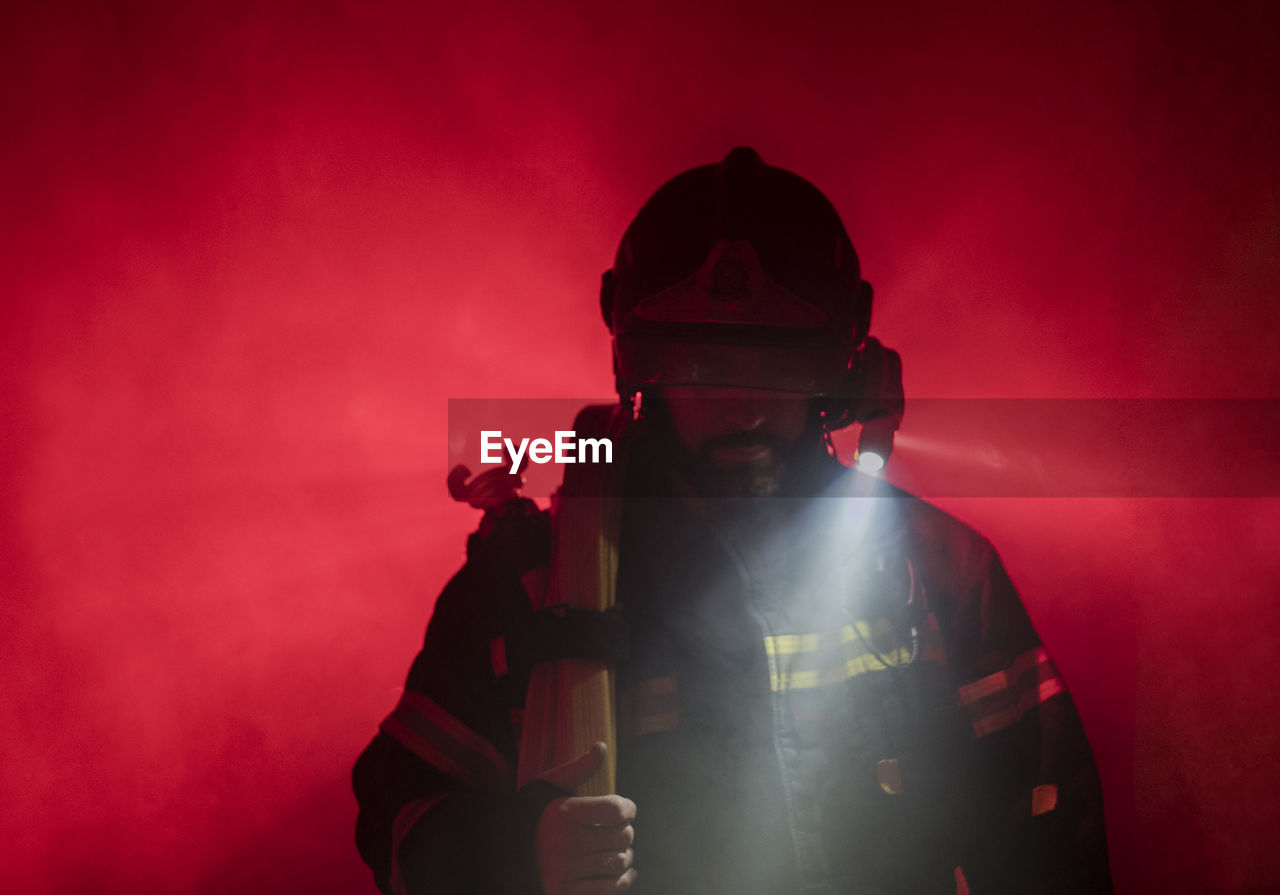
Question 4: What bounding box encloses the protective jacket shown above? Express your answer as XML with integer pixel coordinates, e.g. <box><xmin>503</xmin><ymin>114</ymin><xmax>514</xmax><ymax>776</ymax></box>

<box><xmin>353</xmin><ymin>448</ymin><xmax>1112</xmax><ymax>895</ymax></box>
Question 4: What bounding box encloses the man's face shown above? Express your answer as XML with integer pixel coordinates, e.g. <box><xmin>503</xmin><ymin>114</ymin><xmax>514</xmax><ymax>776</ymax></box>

<box><xmin>657</xmin><ymin>385</ymin><xmax>812</xmax><ymax>498</ymax></box>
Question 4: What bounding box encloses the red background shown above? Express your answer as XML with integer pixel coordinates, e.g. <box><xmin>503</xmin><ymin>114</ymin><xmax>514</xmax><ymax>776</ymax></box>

<box><xmin>3</xmin><ymin>2</ymin><xmax>1278</xmax><ymax>892</ymax></box>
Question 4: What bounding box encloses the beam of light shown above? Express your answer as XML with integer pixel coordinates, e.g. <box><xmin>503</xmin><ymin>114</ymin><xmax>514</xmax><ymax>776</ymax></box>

<box><xmin>891</xmin><ymin>429</ymin><xmax>1011</xmax><ymax>469</ymax></box>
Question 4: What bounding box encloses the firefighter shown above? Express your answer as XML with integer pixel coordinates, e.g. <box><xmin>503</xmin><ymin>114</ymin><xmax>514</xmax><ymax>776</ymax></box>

<box><xmin>353</xmin><ymin>147</ymin><xmax>1113</xmax><ymax>894</ymax></box>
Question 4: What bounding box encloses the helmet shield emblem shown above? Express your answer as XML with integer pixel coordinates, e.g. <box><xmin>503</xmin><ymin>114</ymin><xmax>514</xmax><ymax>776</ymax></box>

<box><xmin>633</xmin><ymin>239</ymin><xmax>829</xmax><ymax>329</ymax></box>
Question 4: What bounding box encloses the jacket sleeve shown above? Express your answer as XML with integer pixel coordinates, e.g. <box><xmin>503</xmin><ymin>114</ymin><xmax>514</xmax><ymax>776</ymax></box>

<box><xmin>948</xmin><ymin>544</ymin><xmax>1113</xmax><ymax>894</ymax></box>
<box><xmin>353</xmin><ymin>513</ymin><xmax>551</xmax><ymax>895</ymax></box>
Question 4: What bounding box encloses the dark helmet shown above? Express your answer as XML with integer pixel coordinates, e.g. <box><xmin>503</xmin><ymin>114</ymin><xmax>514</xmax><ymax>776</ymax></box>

<box><xmin>600</xmin><ymin>147</ymin><xmax>873</xmax><ymax>399</ymax></box>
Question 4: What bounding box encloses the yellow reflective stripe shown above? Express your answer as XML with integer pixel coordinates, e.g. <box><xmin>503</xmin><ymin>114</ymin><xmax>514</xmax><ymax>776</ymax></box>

<box><xmin>1027</xmin><ymin>675</ymin><xmax>1066</xmax><ymax>708</ymax></box>
<box><xmin>960</xmin><ymin>646</ymin><xmax>1068</xmax><ymax>739</ymax></box>
<box><xmin>957</xmin><ymin>647</ymin><xmax>1053</xmax><ymax>705</ymax></box>
<box><xmin>956</xmin><ymin>669</ymin><xmax>1008</xmax><ymax>705</ymax></box>
<box><xmin>619</xmin><ymin>674</ymin><xmax>679</xmax><ymax>738</ymax></box>
<box><xmin>1010</xmin><ymin>646</ymin><xmax>1051</xmax><ymax>680</ymax></box>
<box><xmin>877</xmin><ymin>759</ymin><xmax>904</xmax><ymax>795</ymax></box>
<box><xmin>380</xmin><ymin>689</ymin><xmax>512</xmax><ymax>789</ymax></box>
<box><xmin>389</xmin><ymin>794</ymin><xmax>447</xmax><ymax>895</ymax></box>
<box><xmin>764</xmin><ymin>618</ymin><xmax>941</xmax><ymax>691</ymax></box>
<box><xmin>1031</xmin><ymin>784</ymin><xmax>1059</xmax><ymax>817</ymax></box>
<box><xmin>766</xmin><ymin>632</ymin><xmax>822</xmax><ymax>655</ymax></box>
<box><xmin>971</xmin><ymin>705</ymin><xmax>1022</xmax><ymax>738</ymax></box>
<box><xmin>769</xmin><ymin>645</ymin><xmax>914</xmax><ymax>691</ymax></box>
<box><xmin>764</xmin><ymin>622</ymin><xmax>888</xmax><ymax>656</ymax></box>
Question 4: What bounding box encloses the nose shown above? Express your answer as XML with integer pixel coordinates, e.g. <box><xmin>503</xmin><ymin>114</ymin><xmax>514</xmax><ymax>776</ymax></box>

<box><xmin>703</xmin><ymin>387</ymin><xmax>769</xmax><ymax>432</ymax></box>
<box><xmin>723</xmin><ymin>398</ymin><xmax>767</xmax><ymax>432</ymax></box>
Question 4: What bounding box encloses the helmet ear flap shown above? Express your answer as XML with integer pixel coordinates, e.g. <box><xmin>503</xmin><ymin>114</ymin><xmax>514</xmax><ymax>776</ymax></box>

<box><xmin>605</xmin><ymin>276</ymin><xmax>632</xmax><ymax>399</ymax></box>
<box><xmin>815</xmin><ymin>279</ymin><xmax>881</xmax><ymax>433</ymax></box>
<box><xmin>600</xmin><ymin>269</ymin><xmax>617</xmax><ymax>332</ymax></box>
<box><xmin>853</xmin><ymin>279</ymin><xmax>873</xmax><ymax>347</ymax></box>
<box><xmin>611</xmin><ymin>341</ymin><xmax>628</xmax><ymax>401</ymax></box>
<box><xmin>817</xmin><ymin>336</ymin><xmax>903</xmax><ymax>436</ymax></box>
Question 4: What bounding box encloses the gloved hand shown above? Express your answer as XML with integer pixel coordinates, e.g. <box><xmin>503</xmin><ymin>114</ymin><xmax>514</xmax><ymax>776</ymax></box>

<box><xmin>535</xmin><ymin>742</ymin><xmax>638</xmax><ymax>895</ymax></box>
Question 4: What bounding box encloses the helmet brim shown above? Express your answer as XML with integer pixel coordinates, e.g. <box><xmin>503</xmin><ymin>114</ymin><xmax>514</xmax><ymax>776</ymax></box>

<box><xmin>616</xmin><ymin>335</ymin><xmax>851</xmax><ymax>396</ymax></box>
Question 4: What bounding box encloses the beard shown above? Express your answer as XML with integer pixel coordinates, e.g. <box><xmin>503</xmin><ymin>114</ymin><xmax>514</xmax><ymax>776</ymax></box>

<box><xmin>687</xmin><ymin>432</ymin><xmax>793</xmax><ymax>498</ymax></box>
<box><xmin>649</xmin><ymin>426</ymin><xmax>820</xmax><ymax>499</ymax></box>
<box><xmin>634</xmin><ymin>394</ymin><xmax>830</xmax><ymax>500</ymax></box>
